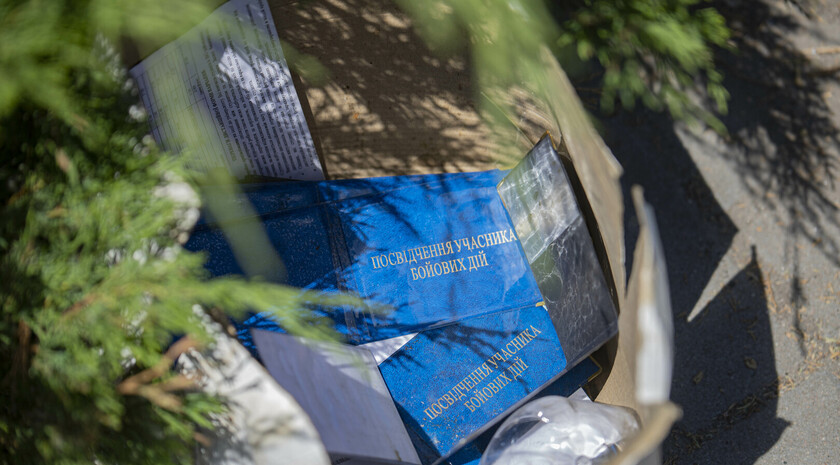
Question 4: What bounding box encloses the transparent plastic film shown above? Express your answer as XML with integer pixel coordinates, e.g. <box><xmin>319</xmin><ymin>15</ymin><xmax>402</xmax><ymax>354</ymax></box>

<box><xmin>497</xmin><ymin>136</ymin><xmax>618</xmax><ymax>367</ymax></box>
<box><xmin>480</xmin><ymin>396</ymin><xmax>640</xmax><ymax>465</ymax></box>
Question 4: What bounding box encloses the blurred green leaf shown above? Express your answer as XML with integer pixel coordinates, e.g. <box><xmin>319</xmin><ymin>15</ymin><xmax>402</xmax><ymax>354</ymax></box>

<box><xmin>0</xmin><ymin>1</ymin><xmax>344</xmax><ymax>463</ymax></box>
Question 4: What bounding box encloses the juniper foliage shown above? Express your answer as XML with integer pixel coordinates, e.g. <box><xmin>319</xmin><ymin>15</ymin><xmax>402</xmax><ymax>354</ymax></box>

<box><xmin>555</xmin><ymin>0</ymin><xmax>731</xmax><ymax>130</ymax></box>
<box><xmin>0</xmin><ymin>1</ymin><xmax>338</xmax><ymax>463</ymax></box>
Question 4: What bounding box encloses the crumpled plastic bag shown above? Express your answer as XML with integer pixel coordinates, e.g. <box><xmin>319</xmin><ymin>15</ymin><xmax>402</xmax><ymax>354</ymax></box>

<box><xmin>480</xmin><ymin>396</ymin><xmax>640</xmax><ymax>465</ymax></box>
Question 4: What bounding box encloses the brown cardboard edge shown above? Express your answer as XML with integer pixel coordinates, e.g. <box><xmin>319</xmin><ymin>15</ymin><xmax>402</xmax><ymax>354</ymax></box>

<box><xmin>289</xmin><ymin>69</ymin><xmax>330</xmax><ymax>180</ymax></box>
<box><xmin>537</xmin><ymin>48</ymin><xmax>626</xmax><ymax>302</ymax></box>
<box><xmin>532</xmin><ymin>49</ymin><xmax>633</xmax><ymax>419</ymax></box>
<box><xmin>594</xmin><ymin>187</ymin><xmax>647</xmax><ymax>414</ymax></box>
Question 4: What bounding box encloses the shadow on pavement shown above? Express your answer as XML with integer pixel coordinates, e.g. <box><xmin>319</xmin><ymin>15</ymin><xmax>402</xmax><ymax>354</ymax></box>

<box><xmin>594</xmin><ymin>0</ymin><xmax>840</xmax><ymax>462</ymax></box>
<box><xmin>599</xmin><ymin>102</ymin><xmax>781</xmax><ymax>464</ymax></box>
<box><xmin>665</xmin><ymin>247</ymin><xmax>788</xmax><ymax>464</ymax></box>
<box><xmin>711</xmin><ymin>0</ymin><xmax>840</xmax><ymax>273</ymax></box>
<box><xmin>708</xmin><ymin>0</ymin><xmax>840</xmax><ymax>354</ymax></box>
<box><xmin>602</xmin><ymin>103</ymin><xmax>787</xmax><ymax>464</ymax></box>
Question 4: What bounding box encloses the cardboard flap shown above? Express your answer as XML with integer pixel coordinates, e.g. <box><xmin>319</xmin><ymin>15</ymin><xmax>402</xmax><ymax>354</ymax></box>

<box><xmin>602</xmin><ymin>189</ymin><xmax>681</xmax><ymax>465</ymax></box>
<box><xmin>630</xmin><ymin>188</ymin><xmax>675</xmax><ymax>406</ymax></box>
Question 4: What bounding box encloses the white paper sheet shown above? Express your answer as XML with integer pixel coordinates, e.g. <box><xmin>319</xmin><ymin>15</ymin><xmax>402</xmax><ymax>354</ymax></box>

<box><xmin>130</xmin><ymin>0</ymin><xmax>323</xmax><ymax>180</ymax></box>
<box><xmin>360</xmin><ymin>333</ymin><xmax>417</xmax><ymax>365</ymax></box>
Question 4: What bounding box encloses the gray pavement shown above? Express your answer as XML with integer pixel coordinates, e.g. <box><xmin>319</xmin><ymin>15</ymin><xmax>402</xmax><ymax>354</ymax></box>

<box><xmin>596</xmin><ymin>1</ymin><xmax>840</xmax><ymax>463</ymax></box>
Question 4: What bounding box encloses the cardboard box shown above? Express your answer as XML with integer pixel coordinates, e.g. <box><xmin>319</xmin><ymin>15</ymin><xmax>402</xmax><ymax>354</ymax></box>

<box><xmin>126</xmin><ymin>1</ymin><xmax>679</xmax><ymax>463</ymax></box>
<box><xmin>186</xmin><ymin>136</ymin><xmax>618</xmax><ymax>464</ymax></box>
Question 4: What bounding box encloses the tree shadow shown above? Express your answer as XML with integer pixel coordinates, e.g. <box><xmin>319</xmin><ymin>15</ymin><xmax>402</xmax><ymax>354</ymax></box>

<box><xmin>594</xmin><ymin>1</ymin><xmax>840</xmax><ymax>461</ymax></box>
<box><xmin>664</xmin><ymin>247</ymin><xmax>788</xmax><ymax>464</ymax></box>
<box><xmin>269</xmin><ymin>0</ymin><xmax>513</xmax><ymax>177</ymax></box>
<box><xmin>600</xmin><ymin>104</ymin><xmax>769</xmax><ymax>462</ymax></box>
<box><xmin>600</xmin><ymin>105</ymin><xmax>738</xmax><ymax>319</ymax></box>
<box><xmin>706</xmin><ymin>0</ymin><xmax>840</xmax><ymax>345</ymax></box>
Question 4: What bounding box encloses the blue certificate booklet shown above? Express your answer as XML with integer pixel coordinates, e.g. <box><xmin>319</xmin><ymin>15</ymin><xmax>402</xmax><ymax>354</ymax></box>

<box><xmin>378</xmin><ymin>305</ymin><xmax>568</xmax><ymax>464</ymax></box>
<box><xmin>187</xmin><ymin>170</ymin><xmax>544</xmax><ymax>344</ymax></box>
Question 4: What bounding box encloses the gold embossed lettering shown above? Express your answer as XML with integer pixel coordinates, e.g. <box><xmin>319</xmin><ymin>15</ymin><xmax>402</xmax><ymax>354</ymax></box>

<box><xmin>412</xmin><ymin>315</ymin><xmax>543</xmax><ymax>421</ymax></box>
<box><xmin>464</xmin><ymin>398</ymin><xmax>478</xmax><ymax>412</ymax></box>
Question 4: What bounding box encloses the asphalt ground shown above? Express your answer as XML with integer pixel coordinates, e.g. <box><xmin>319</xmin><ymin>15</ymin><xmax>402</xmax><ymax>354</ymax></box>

<box><xmin>593</xmin><ymin>1</ymin><xmax>840</xmax><ymax>463</ymax></box>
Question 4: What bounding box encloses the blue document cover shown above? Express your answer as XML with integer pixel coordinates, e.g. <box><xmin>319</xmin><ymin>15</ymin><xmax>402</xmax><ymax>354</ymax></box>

<box><xmin>378</xmin><ymin>305</ymin><xmax>567</xmax><ymax>464</ymax></box>
<box><xmin>441</xmin><ymin>356</ymin><xmax>600</xmax><ymax>465</ymax></box>
<box><xmin>186</xmin><ymin>171</ymin><xmax>543</xmax><ymax>344</ymax></box>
